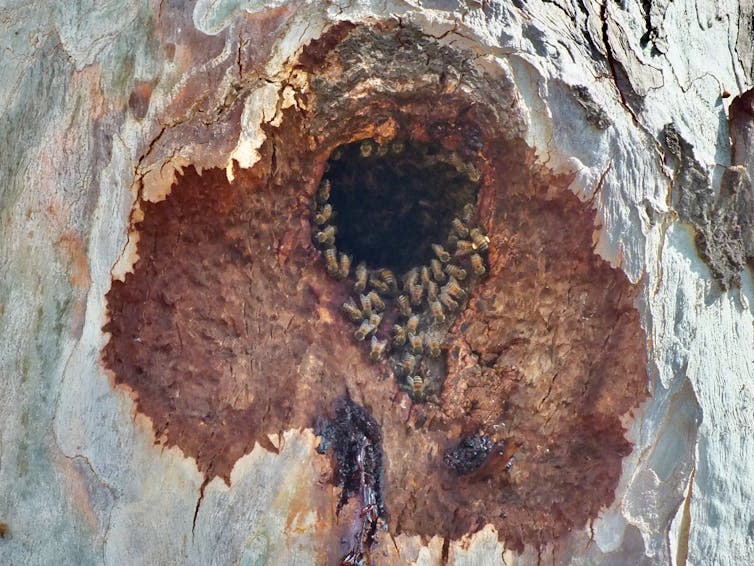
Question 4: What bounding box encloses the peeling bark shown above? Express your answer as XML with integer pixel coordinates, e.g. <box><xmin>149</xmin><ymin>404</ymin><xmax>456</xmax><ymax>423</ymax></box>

<box><xmin>3</xmin><ymin>1</ymin><xmax>754</xmax><ymax>565</ymax></box>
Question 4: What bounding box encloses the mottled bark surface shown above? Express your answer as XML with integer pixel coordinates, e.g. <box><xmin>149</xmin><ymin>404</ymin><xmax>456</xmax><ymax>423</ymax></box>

<box><xmin>3</xmin><ymin>1</ymin><xmax>754</xmax><ymax>565</ymax></box>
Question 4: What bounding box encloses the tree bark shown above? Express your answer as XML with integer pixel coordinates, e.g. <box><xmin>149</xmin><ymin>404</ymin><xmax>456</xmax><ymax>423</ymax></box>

<box><xmin>2</xmin><ymin>1</ymin><xmax>753</xmax><ymax>564</ymax></box>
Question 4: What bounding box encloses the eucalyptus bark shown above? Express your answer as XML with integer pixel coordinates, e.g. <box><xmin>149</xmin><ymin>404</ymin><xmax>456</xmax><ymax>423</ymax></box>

<box><xmin>2</xmin><ymin>1</ymin><xmax>754</xmax><ymax>565</ymax></box>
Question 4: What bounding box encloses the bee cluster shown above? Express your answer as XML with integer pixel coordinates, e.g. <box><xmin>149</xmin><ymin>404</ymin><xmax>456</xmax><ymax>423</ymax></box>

<box><xmin>312</xmin><ymin>139</ymin><xmax>489</xmax><ymax>401</ymax></box>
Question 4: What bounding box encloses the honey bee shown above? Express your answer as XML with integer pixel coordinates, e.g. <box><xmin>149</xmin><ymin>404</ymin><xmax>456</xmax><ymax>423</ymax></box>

<box><xmin>439</xmin><ymin>290</ymin><xmax>459</xmax><ymax>311</ymax></box>
<box><xmin>461</xmin><ymin>203</ymin><xmax>475</xmax><ymax>224</ymax></box>
<box><xmin>359</xmin><ymin>293</ymin><xmax>373</xmax><ymax>317</ymax></box>
<box><xmin>432</xmin><ymin>243</ymin><xmax>451</xmax><ymax>263</ymax></box>
<box><xmin>370</xmin><ymin>336</ymin><xmax>387</xmax><ymax>361</ymax></box>
<box><xmin>426</xmin><ymin>336</ymin><xmax>442</xmax><ymax>358</ymax></box>
<box><xmin>446</xmin><ymin>151</ymin><xmax>463</xmax><ymax>171</ymax></box>
<box><xmin>406</xmin><ymin>315</ymin><xmax>420</xmax><ymax>334</ymax></box>
<box><xmin>391</xmin><ymin>140</ymin><xmax>405</xmax><ymax>154</ymax></box>
<box><xmin>430</xmin><ymin>299</ymin><xmax>445</xmax><ymax>323</ymax></box>
<box><xmin>409</xmin><ymin>333</ymin><xmax>423</xmax><ymax>354</ymax></box>
<box><xmin>380</xmin><ymin>269</ymin><xmax>398</xmax><ymax>291</ymax></box>
<box><xmin>354</xmin><ymin>262</ymin><xmax>368</xmax><ymax>293</ymax></box>
<box><xmin>315</xmin><ymin>225</ymin><xmax>336</xmax><ymax>246</ymax></box>
<box><xmin>409</xmin><ymin>283</ymin><xmax>423</xmax><ymax>306</ymax></box>
<box><xmin>430</xmin><ymin>259</ymin><xmax>446</xmax><ymax>283</ymax></box>
<box><xmin>317</xmin><ymin>179</ymin><xmax>331</xmax><ymax>203</ymax></box>
<box><xmin>470</xmin><ymin>228</ymin><xmax>490</xmax><ymax>252</ymax></box>
<box><xmin>397</xmin><ymin>294</ymin><xmax>412</xmax><ymax>317</ymax></box>
<box><xmin>427</xmin><ymin>280</ymin><xmax>438</xmax><ymax>302</ymax></box>
<box><xmin>392</xmin><ymin>324</ymin><xmax>407</xmax><ymax>346</ymax></box>
<box><xmin>369</xmin><ymin>313</ymin><xmax>383</xmax><ymax>328</ymax></box>
<box><xmin>420</xmin><ymin>266</ymin><xmax>431</xmax><ymax>287</ymax></box>
<box><xmin>324</xmin><ymin>248</ymin><xmax>339</xmax><ymax>277</ymax></box>
<box><xmin>370</xmin><ymin>274</ymin><xmax>390</xmax><ymax>294</ymax></box>
<box><xmin>465</xmin><ymin>163</ymin><xmax>481</xmax><ymax>183</ymax></box>
<box><xmin>454</xmin><ymin>239</ymin><xmax>475</xmax><ymax>257</ymax></box>
<box><xmin>400</xmin><ymin>353</ymin><xmax>418</xmax><ymax>375</ymax></box>
<box><xmin>330</xmin><ymin>148</ymin><xmax>343</xmax><ymax>161</ymax></box>
<box><xmin>451</xmin><ymin>217</ymin><xmax>469</xmax><ymax>238</ymax></box>
<box><xmin>444</xmin><ymin>264</ymin><xmax>467</xmax><ymax>281</ymax></box>
<box><xmin>367</xmin><ymin>291</ymin><xmax>385</xmax><ymax>312</ymax></box>
<box><xmin>354</xmin><ymin>319</ymin><xmax>375</xmax><ymax>341</ymax></box>
<box><xmin>403</xmin><ymin>268</ymin><xmax>419</xmax><ymax>291</ymax></box>
<box><xmin>360</xmin><ymin>140</ymin><xmax>374</xmax><ymax>158</ymax></box>
<box><xmin>376</xmin><ymin>143</ymin><xmax>389</xmax><ymax>157</ymax></box>
<box><xmin>470</xmin><ymin>253</ymin><xmax>486</xmax><ymax>275</ymax></box>
<box><xmin>341</xmin><ymin>298</ymin><xmax>363</xmax><ymax>322</ymax></box>
<box><xmin>444</xmin><ymin>277</ymin><xmax>467</xmax><ymax>300</ymax></box>
<box><xmin>339</xmin><ymin>252</ymin><xmax>351</xmax><ymax>279</ymax></box>
<box><xmin>406</xmin><ymin>374</ymin><xmax>426</xmax><ymax>397</ymax></box>
<box><xmin>314</xmin><ymin>203</ymin><xmax>333</xmax><ymax>225</ymax></box>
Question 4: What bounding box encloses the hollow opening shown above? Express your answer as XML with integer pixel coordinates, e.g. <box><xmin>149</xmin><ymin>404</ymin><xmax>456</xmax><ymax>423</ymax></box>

<box><xmin>325</xmin><ymin>140</ymin><xmax>479</xmax><ymax>273</ymax></box>
<box><xmin>102</xmin><ymin>20</ymin><xmax>649</xmax><ymax>556</ymax></box>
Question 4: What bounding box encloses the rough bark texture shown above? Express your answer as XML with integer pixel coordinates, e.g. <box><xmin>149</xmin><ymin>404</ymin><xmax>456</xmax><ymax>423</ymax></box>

<box><xmin>2</xmin><ymin>1</ymin><xmax>754</xmax><ymax>565</ymax></box>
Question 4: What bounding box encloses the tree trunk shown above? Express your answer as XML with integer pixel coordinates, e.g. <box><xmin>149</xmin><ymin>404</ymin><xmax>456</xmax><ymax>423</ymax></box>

<box><xmin>2</xmin><ymin>1</ymin><xmax>753</xmax><ymax>564</ymax></box>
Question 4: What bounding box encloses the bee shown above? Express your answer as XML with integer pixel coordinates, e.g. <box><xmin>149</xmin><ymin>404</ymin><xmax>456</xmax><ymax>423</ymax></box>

<box><xmin>396</xmin><ymin>295</ymin><xmax>412</xmax><ymax>317</ymax></box>
<box><xmin>359</xmin><ymin>293</ymin><xmax>373</xmax><ymax>317</ymax></box>
<box><xmin>427</xmin><ymin>280</ymin><xmax>438</xmax><ymax>302</ymax></box>
<box><xmin>354</xmin><ymin>262</ymin><xmax>368</xmax><ymax>293</ymax></box>
<box><xmin>403</xmin><ymin>268</ymin><xmax>419</xmax><ymax>291</ymax></box>
<box><xmin>426</xmin><ymin>336</ymin><xmax>442</xmax><ymax>358</ymax></box>
<box><xmin>444</xmin><ymin>277</ymin><xmax>467</xmax><ymax>300</ymax></box>
<box><xmin>470</xmin><ymin>228</ymin><xmax>490</xmax><ymax>252</ymax></box>
<box><xmin>367</xmin><ymin>291</ymin><xmax>385</xmax><ymax>312</ymax></box>
<box><xmin>446</xmin><ymin>151</ymin><xmax>463</xmax><ymax>171</ymax></box>
<box><xmin>406</xmin><ymin>375</ymin><xmax>426</xmax><ymax>397</ymax></box>
<box><xmin>409</xmin><ymin>283</ymin><xmax>423</xmax><ymax>306</ymax></box>
<box><xmin>370</xmin><ymin>274</ymin><xmax>390</xmax><ymax>294</ymax></box>
<box><xmin>454</xmin><ymin>239</ymin><xmax>475</xmax><ymax>257</ymax></box>
<box><xmin>370</xmin><ymin>336</ymin><xmax>387</xmax><ymax>361</ymax></box>
<box><xmin>369</xmin><ymin>312</ymin><xmax>383</xmax><ymax>328</ymax></box>
<box><xmin>419</xmin><ymin>266</ymin><xmax>430</xmax><ymax>286</ymax></box>
<box><xmin>461</xmin><ymin>203</ymin><xmax>475</xmax><ymax>224</ymax></box>
<box><xmin>317</xmin><ymin>179</ymin><xmax>331</xmax><ymax>203</ymax></box>
<box><xmin>315</xmin><ymin>225</ymin><xmax>336</xmax><ymax>246</ymax></box>
<box><xmin>360</xmin><ymin>140</ymin><xmax>374</xmax><ymax>158</ymax></box>
<box><xmin>430</xmin><ymin>299</ymin><xmax>445</xmax><ymax>323</ymax></box>
<box><xmin>409</xmin><ymin>333</ymin><xmax>423</xmax><ymax>354</ymax></box>
<box><xmin>341</xmin><ymin>298</ymin><xmax>363</xmax><ymax>322</ymax></box>
<box><xmin>470</xmin><ymin>253</ymin><xmax>486</xmax><ymax>276</ymax></box>
<box><xmin>339</xmin><ymin>252</ymin><xmax>351</xmax><ymax>279</ymax></box>
<box><xmin>392</xmin><ymin>324</ymin><xmax>407</xmax><ymax>346</ymax></box>
<box><xmin>380</xmin><ymin>269</ymin><xmax>398</xmax><ymax>291</ymax></box>
<box><xmin>324</xmin><ymin>248</ymin><xmax>339</xmax><ymax>277</ymax></box>
<box><xmin>406</xmin><ymin>315</ymin><xmax>420</xmax><ymax>334</ymax></box>
<box><xmin>391</xmin><ymin>140</ymin><xmax>405</xmax><ymax>154</ymax></box>
<box><xmin>432</xmin><ymin>243</ymin><xmax>451</xmax><ymax>263</ymax></box>
<box><xmin>376</xmin><ymin>143</ymin><xmax>389</xmax><ymax>157</ymax></box>
<box><xmin>354</xmin><ymin>319</ymin><xmax>375</xmax><ymax>341</ymax></box>
<box><xmin>444</xmin><ymin>264</ymin><xmax>467</xmax><ymax>281</ymax></box>
<box><xmin>330</xmin><ymin>148</ymin><xmax>343</xmax><ymax>161</ymax></box>
<box><xmin>451</xmin><ymin>217</ymin><xmax>469</xmax><ymax>238</ymax></box>
<box><xmin>430</xmin><ymin>259</ymin><xmax>446</xmax><ymax>283</ymax></box>
<box><xmin>439</xmin><ymin>290</ymin><xmax>459</xmax><ymax>311</ymax></box>
<box><xmin>465</xmin><ymin>163</ymin><xmax>481</xmax><ymax>183</ymax></box>
<box><xmin>314</xmin><ymin>203</ymin><xmax>333</xmax><ymax>225</ymax></box>
<box><xmin>400</xmin><ymin>353</ymin><xmax>418</xmax><ymax>375</ymax></box>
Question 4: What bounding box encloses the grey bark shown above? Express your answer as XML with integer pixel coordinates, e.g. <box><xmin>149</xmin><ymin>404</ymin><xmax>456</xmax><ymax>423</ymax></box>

<box><xmin>2</xmin><ymin>1</ymin><xmax>754</xmax><ymax>564</ymax></box>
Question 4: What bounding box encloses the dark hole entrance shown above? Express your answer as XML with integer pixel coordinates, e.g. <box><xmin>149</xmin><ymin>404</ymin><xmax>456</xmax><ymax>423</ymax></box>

<box><xmin>325</xmin><ymin>139</ymin><xmax>478</xmax><ymax>274</ymax></box>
